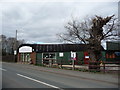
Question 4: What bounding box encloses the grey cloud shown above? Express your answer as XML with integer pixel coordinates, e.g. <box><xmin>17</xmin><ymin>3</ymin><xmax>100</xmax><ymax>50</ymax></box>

<box><xmin>2</xmin><ymin>2</ymin><xmax>118</xmax><ymax>44</ymax></box>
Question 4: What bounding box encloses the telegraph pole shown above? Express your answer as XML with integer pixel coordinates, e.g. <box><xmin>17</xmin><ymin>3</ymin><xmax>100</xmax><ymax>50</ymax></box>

<box><xmin>118</xmin><ymin>1</ymin><xmax>120</xmax><ymax>38</ymax></box>
<box><xmin>16</xmin><ymin>30</ymin><xmax>17</xmax><ymax>44</ymax></box>
<box><xmin>14</xmin><ymin>30</ymin><xmax>17</xmax><ymax>62</ymax></box>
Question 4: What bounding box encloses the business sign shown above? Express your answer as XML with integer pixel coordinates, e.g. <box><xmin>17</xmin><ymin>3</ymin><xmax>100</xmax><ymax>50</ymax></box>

<box><xmin>19</xmin><ymin>46</ymin><xmax>32</xmax><ymax>53</ymax></box>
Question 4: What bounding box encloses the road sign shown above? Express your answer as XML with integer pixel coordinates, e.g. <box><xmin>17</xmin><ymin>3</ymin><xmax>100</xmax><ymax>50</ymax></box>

<box><xmin>71</xmin><ymin>52</ymin><xmax>76</xmax><ymax>58</ymax></box>
<box><xmin>71</xmin><ymin>51</ymin><xmax>76</xmax><ymax>60</ymax></box>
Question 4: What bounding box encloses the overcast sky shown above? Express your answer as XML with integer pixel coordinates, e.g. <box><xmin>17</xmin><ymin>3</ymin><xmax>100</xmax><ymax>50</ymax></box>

<box><xmin>0</xmin><ymin>0</ymin><xmax>119</xmax><ymax>45</ymax></box>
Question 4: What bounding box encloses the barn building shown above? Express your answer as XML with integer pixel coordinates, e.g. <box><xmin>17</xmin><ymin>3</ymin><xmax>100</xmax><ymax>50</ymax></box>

<box><xmin>17</xmin><ymin>44</ymin><xmax>105</xmax><ymax>65</ymax></box>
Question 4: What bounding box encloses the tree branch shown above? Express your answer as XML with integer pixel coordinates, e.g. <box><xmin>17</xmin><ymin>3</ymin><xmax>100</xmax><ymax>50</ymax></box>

<box><xmin>103</xmin><ymin>18</ymin><xmax>116</xmax><ymax>38</ymax></box>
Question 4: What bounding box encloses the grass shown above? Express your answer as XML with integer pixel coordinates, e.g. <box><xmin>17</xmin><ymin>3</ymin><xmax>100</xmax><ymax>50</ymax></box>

<box><xmin>34</xmin><ymin>64</ymin><xmax>117</xmax><ymax>74</ymax></box>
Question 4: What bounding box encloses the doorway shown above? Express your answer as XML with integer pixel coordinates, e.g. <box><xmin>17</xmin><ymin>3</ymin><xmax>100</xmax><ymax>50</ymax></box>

<box><xmin>20</xmin><ymin>53</ymin><xmax>31</xmax><ymax>63</ymax></box>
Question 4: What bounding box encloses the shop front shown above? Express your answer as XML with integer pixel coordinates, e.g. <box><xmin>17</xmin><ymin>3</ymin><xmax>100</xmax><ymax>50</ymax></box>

<box><xmin>17</xmin><ymin>46</ymin><xmax>35</xmax><ymax>64</ymax></box>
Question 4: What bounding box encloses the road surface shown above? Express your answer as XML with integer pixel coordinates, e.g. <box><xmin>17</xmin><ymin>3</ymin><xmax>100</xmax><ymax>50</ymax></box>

<box><xmin>1</xmin><ymin>62</ymin><xmax>119</xmax><ymax>89</ymax></box>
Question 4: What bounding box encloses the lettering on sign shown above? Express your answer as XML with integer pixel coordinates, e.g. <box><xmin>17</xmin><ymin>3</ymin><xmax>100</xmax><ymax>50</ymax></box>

<box><xmin>19</xmin><ymin>46</ymin><xmax>32</xmax><ymax>53</ymax></box>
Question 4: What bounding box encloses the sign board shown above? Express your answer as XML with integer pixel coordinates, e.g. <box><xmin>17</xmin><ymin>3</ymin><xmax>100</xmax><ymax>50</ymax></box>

<box><xmin>85</xmin><ymin>56</ymin><xmax>89</xmax><ymax>58</ymax></box>
<box><xmin>14</xmin><ymin>50</ymin><xmax>17</xmax><ymax>55</ymax></box>
<box><xmin>19</xmin><ymin>46</ymin><xmax>32</xmax><ymax>53</ymax></box>
<box><xmin>59</xmin><ymin>53</ymin><xmax>64</xmax><ymax>57</ymax></box>
<box><xmin>71</xmin><ymin>52</ymin><xmax>76</xmax><ymax>58</ymax></box>
<box><xmin>71</xmin><ymin>51</ymin><xmax>76</xmax><ymax>60</ymax></box>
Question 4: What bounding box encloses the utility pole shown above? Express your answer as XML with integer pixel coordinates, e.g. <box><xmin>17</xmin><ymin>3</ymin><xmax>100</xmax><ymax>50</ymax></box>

<box><xmin>14</xmin><ymin>30</ymin><xmax>17</xmax><ymax>62</ymax></box>
<box><xmin>15</xmin><ymin>30</ymin><xmax>17</xmax><ymax>53</ymax></box>
<box><xmin>118</xmin><ymin>1</ymin><xmax>120</xmax><ymax>38</ymax></box>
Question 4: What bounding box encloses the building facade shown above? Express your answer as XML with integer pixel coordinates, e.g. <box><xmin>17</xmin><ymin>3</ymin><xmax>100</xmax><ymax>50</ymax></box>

<box><xmin>17</xmin><ymin>44</ymin><xmax>105</xmax><ymax>65</ymax></box>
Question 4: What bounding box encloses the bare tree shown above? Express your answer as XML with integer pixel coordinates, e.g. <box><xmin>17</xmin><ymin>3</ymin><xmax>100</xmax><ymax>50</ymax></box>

<box><xmin>0</xmin><ymin>34</ymin><xmax>25</xmax><ymax>55</ymax></box>
<box><xmin>58</xmin><ymin>15</ymin><xmax>119</xmax><ymax>62</ymax></box>
<box><xmin>0</xmin><ymin>35</ymin><xmax>7</xmax><ymax>55</ymax></box>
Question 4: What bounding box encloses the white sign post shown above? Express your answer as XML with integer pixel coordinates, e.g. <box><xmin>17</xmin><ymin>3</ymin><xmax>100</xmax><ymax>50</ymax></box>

<box><xmin>14</xmin><ymin>50</ymin><xmax>17</xmax><ymax>55</ymax></box>
<box><xmin>71</xmin><ymin>51</ymin><xmax>76</xmax><ymax>70</ymax></box>
<box><xmin>59</xmin><ymin>53</ymin><xmax>64</xmax><ymax>68</ymax></box>
<box><xmin>71</xmin><ymin>51</ymin><xmax>76</xmax><ymax>60</ymax></box>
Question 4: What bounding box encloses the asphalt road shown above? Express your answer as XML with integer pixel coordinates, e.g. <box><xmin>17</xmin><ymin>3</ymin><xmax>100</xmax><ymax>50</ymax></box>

<box><xmin>1</xmin><ymin>62</ymin><xmax>119</xmax><ymax>89</ymax></box>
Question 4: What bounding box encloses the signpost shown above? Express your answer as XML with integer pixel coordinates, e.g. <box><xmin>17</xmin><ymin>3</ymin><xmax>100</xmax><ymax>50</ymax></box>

<box><xmin>14</xmin><ymin>50</ymin><xmax>17</xmax><ymax>55</ymax></box>
<box><xmin>71</xmin><ymin>51</ymin><xmax>76</xmax><ymax>70</ymax></box>
<box><xmin>59</xmin><ymin>53</ymin><xmax>64</xmax><ymax>68</ymax></box>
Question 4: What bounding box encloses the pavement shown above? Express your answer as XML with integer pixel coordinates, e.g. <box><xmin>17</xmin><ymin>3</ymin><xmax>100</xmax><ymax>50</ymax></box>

<box><xmin>1</xmin><ymin>62</ymin><xmax>119</xmax><ymax>89</ymax></box>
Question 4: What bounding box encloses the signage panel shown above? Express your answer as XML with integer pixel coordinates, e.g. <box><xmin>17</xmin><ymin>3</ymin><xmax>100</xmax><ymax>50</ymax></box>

<box><xmin>19</xmin><ymin>46</ymin><xmax>32</xmax><ymax>53</ymax></box>
<box><xmin>59</xmin><ymin>53</ymin><xmax>64</xmax><ymax>57</ymax></box>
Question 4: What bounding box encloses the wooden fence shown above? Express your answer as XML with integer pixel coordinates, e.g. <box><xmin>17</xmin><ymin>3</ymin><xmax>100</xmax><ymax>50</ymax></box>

<box><xmin>2</xmin><ymin>55</ymin><xmax>17</xmax><ymax>62</ymax></box>
<box><xmin>41</xmin><ymin>58</ymin><xmax>120</xmax><ymax>73</ymax></box>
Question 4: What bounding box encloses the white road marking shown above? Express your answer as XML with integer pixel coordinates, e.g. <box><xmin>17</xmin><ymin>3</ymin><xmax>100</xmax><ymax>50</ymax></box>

<box><xmin>17</xmin><ymin>73</ymin><xmax>63</xmax><ymax>90</ymax></box>
<box><xmin>0</xmin><ymin>68</ymin><xmax>7</xmax><ymax>71</ymax></box>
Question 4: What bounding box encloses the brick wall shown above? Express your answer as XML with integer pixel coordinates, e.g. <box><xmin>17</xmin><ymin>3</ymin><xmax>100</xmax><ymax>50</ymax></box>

<box><xmin>30</xmin><ymin>52</ymin><xmax>36</xmax><ymax>64</ymax></box>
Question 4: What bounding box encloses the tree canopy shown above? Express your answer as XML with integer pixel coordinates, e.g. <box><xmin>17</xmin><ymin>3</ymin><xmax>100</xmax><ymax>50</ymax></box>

<box><xmin>0</xmin><ymin>34</ymin><xmax>25</xmax><ymax>56</ymax></box>
<box><xmin>58</xmin><ymin>15</ymin><xmax>119</xmax><ymax>61</ymax></box>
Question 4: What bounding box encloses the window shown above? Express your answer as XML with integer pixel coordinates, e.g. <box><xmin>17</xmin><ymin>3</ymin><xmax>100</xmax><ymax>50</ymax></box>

<box><xmin>106</xmin><ymin>53</ymin><xmax>116</xmax><ymax>59</ymax></box>
<box><xmin>42</xmin><ymin>53</ymin><xmax>56</xmax><ymax>65</ymax></box>
<box><xmin>43</xmin><ymin>53</ymin><xmax>56</xmax><ymax>59</ymax></box>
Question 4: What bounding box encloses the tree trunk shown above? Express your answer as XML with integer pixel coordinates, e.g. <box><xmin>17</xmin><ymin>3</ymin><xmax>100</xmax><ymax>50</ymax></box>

<box><xmin>88</xmin><ymin>50</ymin><xmax>97</xmax><ymax>61</ymax></box>
<box><xmin>88</xmin><ymin>47</ymin><xmax>101</xmax><ymax>71</ymax></box>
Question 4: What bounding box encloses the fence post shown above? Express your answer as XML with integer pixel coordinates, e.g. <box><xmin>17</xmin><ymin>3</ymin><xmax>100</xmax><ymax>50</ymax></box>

<box><xmin>60</xmin><ymin>58</ymin><xmax>63</xmax><ymax>69</ymax></box>
<box><xmin>49</xmin><ymin>59</ymin><xmax>52</xmax><ymax>67</ymax></box>
<box><xmin>103</xmin><ymin>62</ymin><xmax>105</xmax><ymax>73</ymax></box>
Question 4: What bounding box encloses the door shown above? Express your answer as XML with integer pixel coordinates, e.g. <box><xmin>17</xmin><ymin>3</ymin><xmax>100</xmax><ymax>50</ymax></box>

<box><xmin>84</xmin><ymin>52</ymin><xmax>89</xmax><ymax>64</ymax></box>
<box><xmin>20</xmin><ymin>53</ymin><xmax>31</xmax><ymax>63</ymax></box>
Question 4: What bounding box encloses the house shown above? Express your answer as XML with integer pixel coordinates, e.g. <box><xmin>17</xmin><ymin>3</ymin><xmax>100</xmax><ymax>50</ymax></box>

<box><xmin>17</xmin><ymin>44</ymin><xmax>105</xmax><ymax>65</ymax></box>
